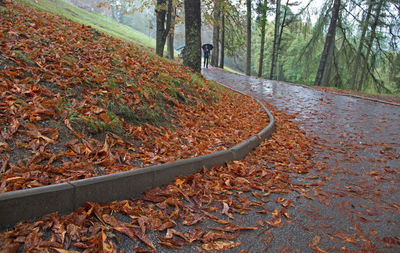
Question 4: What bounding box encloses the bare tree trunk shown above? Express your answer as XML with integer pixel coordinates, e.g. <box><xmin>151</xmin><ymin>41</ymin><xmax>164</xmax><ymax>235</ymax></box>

<box><xmin>270</xmin><ymin>0</ymin><xmax>281</xmax><ymax>80</ymax></box>
<box><xmin>278</xmin><ymin>63</ymin><xmax>284</xmax><ymax>80</ymax></box>
<box><xmin>357</xmin><ymin>0</ymin><xmax>383</xmax><ymax>91</ymax></box>
<box><xmin>167</xmin><ymin>7</ymin><xmax>176</xmax><ymax>59</ymax></box>
<box><xmin>246</xmin><ymin>0</ymin><xmax>252</xmax><ymax>76</ymax></box>
<box><xmin>258</xmin><ymin>0</ymin><xmax>268</xmax><ymax>78</ymax></box>
<box><xmin>155</xmin><ymin>0</ymin><xmax>172</xmax><ymax>57</ymax></box>
<box><xmin>314</xmin><ymin>0</ymin><xmax>340</xmax><ymax>86</ymax></box>
<box><xmin>351</xmin><ymin>0</ymin><xmax>373</xmax><ymax>90</ymax></box>
<box><xmin>275</xmin><ymin>0</ymin><xmax>289</xmax><ymax>81</ymax></box>
<box><xmin>219</xmin><ymin>12</ymin><xmax>225</xmax><ymax>68</ymax></box>
<box><xmin>321</xmin><ymin>41</ymin><xmax>335</xmax><ymax>86</ymax></box>
<box><xmin>184</xmin><ymin>0</ymin><xmax>201</xmax><ymax>72</ymax></box>
<box><xmin>211</xmin><ymin>0</ymin><xmax>221</xmax><ymax>67</ymax></box>
<box><xmin>167</xmin><ymin>34</ymin><xmax>174</xmax><ymax>59</ymax></box>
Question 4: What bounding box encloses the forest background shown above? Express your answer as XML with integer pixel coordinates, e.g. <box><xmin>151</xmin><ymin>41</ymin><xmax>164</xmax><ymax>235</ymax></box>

<box><xmin>64</xmin><ymin>0</ymin><xmax>399</xmax><ymax>95</ymax></box>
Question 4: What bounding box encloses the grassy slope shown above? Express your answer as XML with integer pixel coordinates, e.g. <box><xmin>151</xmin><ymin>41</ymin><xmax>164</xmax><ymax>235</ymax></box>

<box><xmin>0</xmin><ymin>0</ymin><xmax>269</xmax><ymax>192</ymax></box>
<box><xmin>18</xmin><ymin>0</ymin><xmax>156</xmax><ymax>49</ymax></box>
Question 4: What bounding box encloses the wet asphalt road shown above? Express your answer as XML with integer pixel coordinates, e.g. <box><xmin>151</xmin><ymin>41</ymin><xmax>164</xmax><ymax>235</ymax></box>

<box><xmin>201</xmin><ymin>68</ymin><xmax>400</xmax><ymax>252</ymax></box>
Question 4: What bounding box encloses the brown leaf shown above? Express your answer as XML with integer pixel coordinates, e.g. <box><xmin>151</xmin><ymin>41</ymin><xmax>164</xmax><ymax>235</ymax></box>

<box><xmin>64</xmin><ymin>119</ymin><xmax>83</xmax><ymax>138</ymax></box>
<box><xmin>221</xmin><ymin>202</ymin><xmax>234</xmax><ymax>219</ymax></box>
<box><xmin>311</xmin><ymin>235</ymin><xmax>321</xmax><ymax>246</ymax></box>
<box><xmin>281</xmin><ymin>208</ymin><xmax>290</xmax><ymax>219</ymax></box>
<box><xmin>157</xmin><ymin>236</ymin><xmax>184</xmax><ymax>249</ymax></box>
<box><xmin>203</xmin><ymin>211</ymin><xmax>230</xmax><ymax>225</ymax></box>
<box><xmin>0</xmin><ymin>243</ymin><xmax>19</xmax><ymax>253</ymax></box>
<box><xmin>282</xmin><ymin>199</ymin><xmax>293</xmax><ymax>208</ymax></box>
<box><xmin>155</xmin><ymin>220</ymin><xmax>176</xmax><ymax>231</ymax></box>
<box><xmin>202</xmin><ymin>240</ymin><xmax>242</xmax><ymax>251</ymax></box>
<box><xmin>266</xmin><ymin>217</ymin><xmax>282</xmax><ymax>227</ymax></box>
<box><xmin>135</xmin><ymin>230</ymin><xmax>157</xmax><ymax>251</ymax></box>
<box><xmin>202</xmin><ymin>231</ymin><xmax>239</xmax><ymax>243</ymax></box>
<box><xmin>209</xmin><ymin>224</ymin><xmax>258</xmax><ymax>233</ymax></box>
<box><xmin>100</xmin><ymin>229</ymin><xmax>115</xmax><ymax>253</ymax></box>
<box><xmin>51</xmin><ymin>248</ymin><xmax>80</xmax><ymax>253</ymax></box>
<box><xmin>132</xmin><ymin>247</ymin><xmax>155</xmax><ymax>252</ymax></box>
<box><xmin>182</xmin><ymin>213</ymin><xmax>204</xmax><ymax>226</ymax></box>
<box><xmin>0</xmin><ymin>142</ymin><xmax>10</xmax><ymax>153</ymax></box>
<box><xmin>1</xmin><ymin>117</ymin><xmax>20</xmax><ymax>140</ymax></box>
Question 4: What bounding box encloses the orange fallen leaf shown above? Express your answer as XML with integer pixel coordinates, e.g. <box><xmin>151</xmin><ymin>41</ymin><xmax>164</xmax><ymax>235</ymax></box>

<box><xmin>202</xmin><ymin>240</ymin><xmax>242</xmax><ymax>251</ymax></box>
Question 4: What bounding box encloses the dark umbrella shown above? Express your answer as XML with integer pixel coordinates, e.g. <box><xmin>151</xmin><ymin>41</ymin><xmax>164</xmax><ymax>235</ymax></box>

<box><xmin>176</xmin><ymin>45</ymin><xmax>185</xmax><ymax>51</ymax></box>
<box><xmin>202</xmin><ymin>43</ymin><xmax>213</xmax><ymax>50</ymax></box>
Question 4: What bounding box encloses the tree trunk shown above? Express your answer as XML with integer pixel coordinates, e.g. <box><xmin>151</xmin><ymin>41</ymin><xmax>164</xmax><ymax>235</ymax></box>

<box><xmin>246</xmin><ymin>0</ymin><xmax>252</xmax><ymax>76</ymax></box>
<box><xmin>321</xmin><ymin>41</ymin><xmax>335</xmax><ymax>86</ymax></box>
<box><xmin>275</xmin><ymin>0</ymin><xmax>289</xmax><ymax>81</ymax></box>
<box><xmin>357</xmin><ymin>0</ymin><xmax>383</xmax><ymax>91</ymax></box>
<box><xmin>155</xmin><ymin>0</ymin><xmax>172</xmax><ymax>57</ymax></box>
<box><xmin>167</xmin><ymin>7</ymin><xmax>176</xmax><ymax>59</ymax></box>
<box><xmin>351</xmin><ymin>0</ymin><xmax>373</xmax><ymax>90</ymax></box>
<box><xmin>270</xmin><ymin>0</ymin><xmax>281</xmax><ymax>80</ymax></box>
<box><xmin>257</xmin><ymin>0</ymin><xmax>268</xmax><ymax>78</ymax></box>
<box><xmin>167</xmin><ymin>34</ymin><xmax>174</xmax><ymax>59</ymax></box>
<box><xmin>219</xmin><ymin>12</ymin><xmax>225</xmax><ymax>68</ymax></box>
<box><xmin>111</xmin><ymin>5</ymin><xmax>121</xmax><ymax>23</ymax></box>
<box><xmin>184</xmin><ymin>0</ymin><xmax>202</xmax><ymax>72</ymax></box>
<box><xmin>278</xmin><ymin>63</ymin><xmax>284</xmax><ymax>80</ymax></box>
<box><xmin>211</xmin><ymin>1</ymin><xmax>221</xmax><ymax>67</ymax></box>
<box><xmin>314</xmin><ymin>0</ymin><xmax>340</xmax><ymax>86</ymax></box>
<box><xmin>111</xmin><ymin>1</ymin><xmax>125</xmax><ymax>23</ymax></box>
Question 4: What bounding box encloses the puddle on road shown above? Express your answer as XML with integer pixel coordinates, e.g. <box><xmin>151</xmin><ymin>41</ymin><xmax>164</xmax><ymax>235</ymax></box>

<box><xmin>249</xmin><ymin>79</ymin><xmax>274</xmax><ymax>96</ymax></box>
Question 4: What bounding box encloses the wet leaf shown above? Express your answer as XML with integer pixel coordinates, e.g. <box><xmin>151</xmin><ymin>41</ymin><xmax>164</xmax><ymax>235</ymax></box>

<box><xmin>202</xmin><ymin>240</ymin><xmax>242</xmax><ymax>251</ymax></box>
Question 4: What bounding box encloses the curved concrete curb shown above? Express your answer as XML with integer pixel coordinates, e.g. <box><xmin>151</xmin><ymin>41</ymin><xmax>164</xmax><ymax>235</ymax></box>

<box><xmin>0</xmin><ymin>101</ymin><xmax>275</xmax><ymax>227</ymax></box>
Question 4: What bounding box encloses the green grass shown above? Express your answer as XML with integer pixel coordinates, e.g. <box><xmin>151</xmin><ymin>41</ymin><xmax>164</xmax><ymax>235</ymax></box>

<box><xmin>223</xmin><ymin>66</ymin><xmax>243</xmax><ymax>75</ymax></box>
<box><xmin>17</xmin><ymin>0</ymin><xmax>156</xmax><ymax>49</ymax></box>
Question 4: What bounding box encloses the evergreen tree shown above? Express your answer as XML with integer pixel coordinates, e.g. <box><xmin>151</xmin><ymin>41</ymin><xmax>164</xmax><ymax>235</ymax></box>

<box><xmin>315</xmin><ymin>0</ymin><xmax>341</xmax><ymax>86</ymax></box>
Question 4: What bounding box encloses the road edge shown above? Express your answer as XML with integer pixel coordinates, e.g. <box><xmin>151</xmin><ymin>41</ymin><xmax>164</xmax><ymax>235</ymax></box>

<box><xmin>209</xmin><ymin>67</ymin><xmax>400</xmax><ymax>106</ymax></box>
<box><xmin>0</xmin><ymin>99</ymin><xmax>275</xmax><ymax>227</ymax></box>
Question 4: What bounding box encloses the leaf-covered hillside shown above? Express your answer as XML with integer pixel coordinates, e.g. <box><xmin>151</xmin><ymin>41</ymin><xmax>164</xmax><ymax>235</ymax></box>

<box><xmin>0</xmin><ymin>0</ymin><xmax>268</xmax><ymax>192</ymax></box>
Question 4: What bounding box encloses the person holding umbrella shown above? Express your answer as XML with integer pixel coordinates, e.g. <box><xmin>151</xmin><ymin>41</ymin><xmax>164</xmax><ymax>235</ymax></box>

<box><xmin>202</xmin><ymin>43</ymin><xmax>213</xmax><ymax>68</ymax></box>
<box><xmin>176</xmin><ymin>45</ymin><xmax>185</xmax><ymax>59</ymax></box>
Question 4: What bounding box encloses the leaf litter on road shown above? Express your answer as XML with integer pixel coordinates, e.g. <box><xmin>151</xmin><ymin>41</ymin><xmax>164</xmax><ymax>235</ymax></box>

<box><xmin>203</xmin><ymin>68</ymin><xmax>400</xmax><ymax>251</ymax></box>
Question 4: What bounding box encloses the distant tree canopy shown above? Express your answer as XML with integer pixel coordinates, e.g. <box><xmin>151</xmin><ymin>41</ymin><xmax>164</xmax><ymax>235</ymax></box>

<box><xmin>97</xmin><ymin>0</ymin><xmax>399</xmax><ymax>93</ymax></box>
